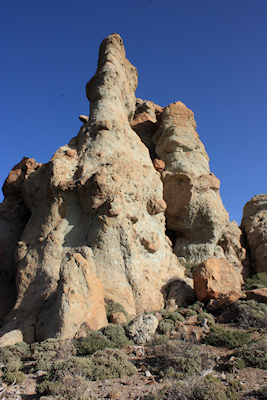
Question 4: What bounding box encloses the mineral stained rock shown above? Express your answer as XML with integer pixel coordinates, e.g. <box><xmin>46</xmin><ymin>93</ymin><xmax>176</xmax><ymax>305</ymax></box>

<box><xmin>0</xmin><ymin>34</ymin><xmax>184</xmax><ymax>342</ymax></box>
<box><xmin>242</xmin><ymin>194</ymin><xmax>267</xmax><ymax>273</ymax></box>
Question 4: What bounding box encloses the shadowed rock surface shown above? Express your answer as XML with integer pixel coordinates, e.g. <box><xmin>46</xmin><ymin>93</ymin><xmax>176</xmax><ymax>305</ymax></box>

<box><xmin>242</xmin><ymin>194</ymin><xmax>267</xmax><ymax>273</ymax></box>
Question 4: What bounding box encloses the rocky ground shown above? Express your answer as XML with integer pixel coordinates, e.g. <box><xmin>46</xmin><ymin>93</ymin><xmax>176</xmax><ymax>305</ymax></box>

<box><xmin>1</xmin><ymin>317</ymin><xmax>267</xmax><ymax>400</ymax></box>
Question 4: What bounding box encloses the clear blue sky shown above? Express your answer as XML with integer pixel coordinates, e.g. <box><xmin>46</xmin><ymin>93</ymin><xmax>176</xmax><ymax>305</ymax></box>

<box><xmin>1</xmin><ymin>0</ymin><xmax>266</xmax><ymax>224</ymax></box>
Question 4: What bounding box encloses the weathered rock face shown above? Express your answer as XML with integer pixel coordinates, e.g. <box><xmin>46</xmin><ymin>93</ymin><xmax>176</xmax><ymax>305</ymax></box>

<box><xmin>193</xmin><ymin>257</ymin><xmax>242</xmax><ymax>304</ymax></box>
<box><xmin>0</xmin><ymin>34</ymin><xmax>184</xmax><ymax>342</ymax></box>
<box><xmin>241</xmin><ymin>194</ymin><xmax>267</xmax><ymax>273</ymax></box>
<box><xmin>153</xmin><ymin>102</ymin><xmax>229</xmax><ymax>263</ymax></box>
<box><xmin>132</xmin><ymin>100</ymin><xmax>250</xmax><ymax>278</ymax></box>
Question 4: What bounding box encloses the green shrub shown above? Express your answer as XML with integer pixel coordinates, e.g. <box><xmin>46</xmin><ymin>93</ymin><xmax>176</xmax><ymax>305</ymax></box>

<box><xmin>100</xmin><ymin>324</ymin><xmax>132</xmax><ymax>348</ymax></box>
<box><xmin>146</xmin><ymin>339</ymin><xmax>205</xmax><ymax>379</ymax></box>
<box><xmin>188</xmin><ymin>302</ymin><xmax>204</xmax><ymax>312</ymax></box>
<box><xmin>167</xmin><ymin>311</ymin><xmax>185</xmax><ymax>323</ymax></box>
<box><xmin>186</xmin><ymin>309</ymin><xmax>198</xmax><ymax>317</ymax></box>
<box><xmin>157</xmin><ymin>309</ymin><xmax>172</xmax><ymax>319</ymax></box>
<box><xmin>235</xmin><ymin>299</ymin><xmax>267</xmax><ymax>330</ymax></box>
<box><xmin>74</xmin><ymin>330</ymin><xmax>114</xmax><ymax>356</ymax></box>
<box><xmin>89</xmin><ymin>348</ymin><xmax>137</xmax><ymax>380</ymax></box>
<box><xmin>255</xmin><ymin>385</ymin><xmax>267</xmax><ymax>400</ymax></box>
<box><xmin>235</xmin><ymin>339</ymin><xmax>267</xmax><ymax>369</ymax></box>
<box><xmin>195</xmin><ymin>375</ymin><xmax>229</xmax><ymax>400</ymax></box>
<box><xmin>158</xmin><ymin>319</ymin><xmax>175</xmax><ymax>334</ymax></box>
<box><xmin>44</xmin><ymin>348</ymin><xmax>136</xmax><ymax>382</ymax></box>
<box><xmin>105</xmin><ymin>298</ymin><xmax>130</xmax><ymax>323</ymax></box>
<box><xmin>206</xmin><ymin>325</ymin><xmax>250</xmax><ymax>349</ymax></box>
<box><xmin>2</xmin><ymin>370</ymin><xmax>25</xmax><ymax>385</ymax></box>
<box><xmin>37</xmin><ymin>380</ymin><xmax>63</xmax><ymax>397</ymax></box>
<box><xmin>245</xmin><ymin>273</ymin><xmax>267</xmax><ymax>290</ymax></box>
<box><xmin>49</xmin><ymin>356</ymin><xmax>93</xmax><ymax>379</ymax></box>
<box><xmin>228</xmin><ymin>379</ymin><xmax>245</xmax><ymax>391</ymax></box>
<box><xmin>197</xmin><ymin>312</ymin><xmax>215</xmax><ymax>325</ymax></box>
<box><xmin>0</xmin><ymin>348</ymin><xmax>23</xmax><ymax>372</ymax></box>
<box><xmin>143</xmin><ymin>374</ymin><xmax>236</xmax><ymax>400</ymax></box>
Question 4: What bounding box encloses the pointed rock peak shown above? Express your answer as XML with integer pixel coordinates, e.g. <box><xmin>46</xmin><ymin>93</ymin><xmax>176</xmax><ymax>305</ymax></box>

<box><xmin>86</xmin><ymin>33</ymin><xmax>138</xmax><ymax>122</ymax></box>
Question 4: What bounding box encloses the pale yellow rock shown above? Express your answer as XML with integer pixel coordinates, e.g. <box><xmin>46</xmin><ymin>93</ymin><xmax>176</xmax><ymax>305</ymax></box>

<box><xmin>0</xmin><ymin>329</ymin><xmax>23</xmax><ymax>347</ymax></box>
<box><xmin>0</xmin><ymin>34</ymin><xmax>184</xmax><ymax>341</ymax></box>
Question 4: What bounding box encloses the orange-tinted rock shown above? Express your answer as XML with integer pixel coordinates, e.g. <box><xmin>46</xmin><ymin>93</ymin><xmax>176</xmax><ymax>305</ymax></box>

<box><xmin>193</xmin><ymin>257</ymin><xmax>242</xmax><ymax>303</ymax></box>
<box><xmin>153</xmin><ymin>158</ymin><xmax>165</xmax><ymax>172</ymax></box>
<box><xmin>2</xmin><ymin>157</ymin><xmax>38</xmax><ymax>197</ymax></box>
<box><xmin>109</xmin><ymin>312</ymin><xmax>127</xmax><ymax>325</ymax></box>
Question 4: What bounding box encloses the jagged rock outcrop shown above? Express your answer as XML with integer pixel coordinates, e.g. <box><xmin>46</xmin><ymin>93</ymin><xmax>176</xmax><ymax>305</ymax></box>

<box><xmin>242</xmin><ymin>194</ymin><xmax>267</xmax><ymax>273</ymax></box>
<box><xmin>0</xmin><ymin>34</ymin><xmax>185</xmax><ymax>342</ymax></box>
<box><xmin>153</xmin><ymin>101</ymin><xmax>229</xmax><ymax>263</ymax></box>
<box><xmin>1</xmin><ymin>33</ymin><xmax>255</xmax><ymax>344</ymax></box>
<box><xmin>132</xmin><ymin>100</ymin><xmax>249</xmax><ymax>277</ymax></box>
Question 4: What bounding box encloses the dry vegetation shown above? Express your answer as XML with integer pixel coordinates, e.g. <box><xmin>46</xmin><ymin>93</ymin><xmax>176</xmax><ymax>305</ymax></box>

<box><xmin>1</xmin><ymin>275</ymin><xmax>267</xmax><ymax>399</ymax></box>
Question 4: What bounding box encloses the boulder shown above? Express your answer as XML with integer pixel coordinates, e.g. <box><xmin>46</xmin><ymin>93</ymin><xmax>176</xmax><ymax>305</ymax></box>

<box><xmin>241</xmin><ymin>194</ymin><xmax>267</xmax><ymax>273</ymax></box>
<box><xmin>0</xmin><ymin>329</ymin><xmax>23</xmax><ymax>347</ymax></box>
<box><xmin>126</xmin><ymin>314</ymin><xmax>158</xmax><ymax>344</ymax></box>
<box><xmin>165</xmin><ymin>279</ymin><xmax>197</xmax><ymax>310</ymax></box>
<box><xmin>193</xmin><ymin>257</ymin><xmax>242</xmax><ymax>303</ymax></box>
<box><xmin>109</xmin><ymin>312</ymin><xmax>127</xmax><ymax>325</ymax></box>
<box><xmin>246</xmin><ymin>288</ymin><xmax>267</xmax><ymax>303</ymax></box>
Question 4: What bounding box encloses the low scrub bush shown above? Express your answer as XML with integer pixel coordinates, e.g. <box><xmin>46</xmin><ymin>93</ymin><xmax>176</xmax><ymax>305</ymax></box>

<box><xmin>197</xmin><ymin>312</ymin><xmax>215</xmax><ymax>325</ymax></box>
<box><xmin>206</xmin><ymin>325</ymin><xmax>250</xmax><ymax>349</ymax></box>
<box><xmin>235</xmin><ymin>299</ymin><xmax>267</xmax><ymax>330</ymax></box>
<box><xmin>2</xmin><ymin>370</ymin><xmax>25</xmax><ymax>385</ymax></box>
<box><xmin>245</xmin><ymin>273</ymin><xmax>267</xmax><ymax>290</ymax></box>
<box><xmin>158</xmin><ymin>319</ymin><xmax>175</xmax><ymax>334</ymax></box>
<box><xmin>235</xmin><ymin>338</ymin><xmax>267</xmax><ymax>369</ymax></box>
<box><xmin>185</xmin><ymin>309</ymin><xmax>198</xmax><ymax>317</ymax></box>
<box><xmin>100</xmin><ymin>324</ymin><xmax>132</xmax><ymax>348</ymax></box>
<box><xmin>44</xmin><ymin>348</ymin><xmax>136</xmax><ymax>382</ymax></box>
<box><xmin>0</xmin><ymin>347</ymin><xmax>23</xmax><ymax>372</ymax></box>
<box><xmin>146</xmin><ymin>339</ymin><xmax>211</xmax><ymax>380</ymax></box>
<box><xmin>254</xmin><ymin>385</ymin><xmax>267</xmax><ymax>400</ymax></box>
<box><xmin>74</xmin><ymin>330</ymin><xmax>114</xmax><ymax>356</ymax></box>
<box><xmin>168</xmin><ymin>311</ymin><xmax>185</xmax><ymax>323</ymax></box>
<box><xmin>89</xmin><ymin>348</ymin><xmax>137</xmax><ymax>380</ymax></box>
<box><xmin>142</xmin><ymin>374</ymin><xmax>238</xmax><ymax>400</ymax></box>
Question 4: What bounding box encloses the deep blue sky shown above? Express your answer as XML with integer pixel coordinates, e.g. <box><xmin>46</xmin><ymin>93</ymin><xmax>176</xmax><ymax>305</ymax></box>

<box><xmin>1</xmin><ymin>0</ymin><xmax>266</xmax><ymax>223</ymax></box>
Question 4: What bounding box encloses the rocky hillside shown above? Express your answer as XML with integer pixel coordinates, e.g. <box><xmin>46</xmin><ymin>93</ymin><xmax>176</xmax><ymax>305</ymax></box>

<box><xmin>0</xmin><ymin>34</ymin><xmax>266</xmax><ymax>345</ymax></box>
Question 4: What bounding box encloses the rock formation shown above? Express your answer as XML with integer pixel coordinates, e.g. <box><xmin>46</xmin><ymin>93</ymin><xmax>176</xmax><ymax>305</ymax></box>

<box><xmin>193</xmin><ymin>257</ymin><xmax>242</xmax><ymax>304</ymax></box>
<box><xmin>0</xmin><ymin>33</ymin><xmax>256</xmax><ymax>344</ymax></box>
<box><xmin>241</xmin><ymin>194</ymin><xmax>267</xmax><ymax>273</ymax></box>
<box><xmin>0</xmin><ymin>34</ymin><xmax>184</xmax><ymax>343</ymax></box>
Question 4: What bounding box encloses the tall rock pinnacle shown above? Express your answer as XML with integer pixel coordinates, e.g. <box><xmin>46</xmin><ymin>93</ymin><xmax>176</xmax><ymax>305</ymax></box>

<box><xmin>0</xmin><ymin>34</ymin><xmax>184</xmax><ymax>342</ymax></box>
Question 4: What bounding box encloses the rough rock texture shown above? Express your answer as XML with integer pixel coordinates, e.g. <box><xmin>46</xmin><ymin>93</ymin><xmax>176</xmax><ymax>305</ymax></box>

<box><xmin>241</xmin><ymin>194</ymin><xmax>267</xmax><ymax>273</ymax></box>
<box><xmin>0</xmin><ymin>158</ymin><xmax>35</xmax><ymax>326</ymax></box>
<box><xmin>153</xmin><ymin>102</ymin><xmax>229</xmax><ymax>263</ymax></box>
<box><xmin>126</xmin><ymin>314</ymin><xmax>159</xmax><ymax>344</ymax></box>
<box><xmin>131</xmin><ymin>100</ymin><xmax>249</xmax><ymax>278</ymax></box>
<box><xmin>0</xmin><ymin>329</ymin><xmax>23</xmax><ymax>347</ymax></box>
<box><xmin>246</xmin><ymin>288</ymin><xmax>267</xmax><ymax>303</ymax></box>
<box><xmin>193</xmin><ymin>257</ymin><xmax>242</xmax><ymax>303</ymax></box>
<box><xmin>0</xmin><ymin>34</ymin><xmax>184</xmax><ymax>342</ymax></box>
